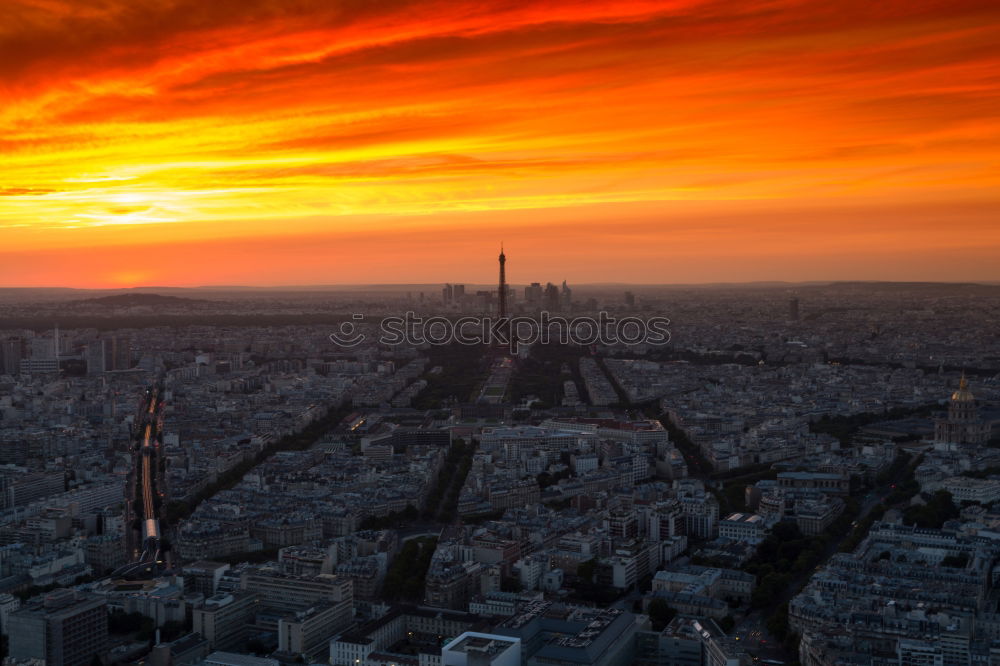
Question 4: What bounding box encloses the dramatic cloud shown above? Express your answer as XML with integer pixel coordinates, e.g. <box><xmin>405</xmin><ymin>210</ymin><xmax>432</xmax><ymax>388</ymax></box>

<box><xmin>1</xmin><ymin>0</ymin><xmax>999</xmax><ymax>286</ymax></box>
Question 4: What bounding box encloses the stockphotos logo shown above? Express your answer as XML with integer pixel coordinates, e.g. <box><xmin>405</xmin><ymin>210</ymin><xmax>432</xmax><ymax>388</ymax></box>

<box><xmin>330</xmin><ymin>311</ymin><xmax>670</xmax><ymax>352</ymax></box>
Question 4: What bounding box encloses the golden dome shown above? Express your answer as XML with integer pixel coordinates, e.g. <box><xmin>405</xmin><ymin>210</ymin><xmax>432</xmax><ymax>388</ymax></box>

<box><xmin>951</xmin><ymin>374</ymin><xmax>975</xmax><ymax>402</ymax></box>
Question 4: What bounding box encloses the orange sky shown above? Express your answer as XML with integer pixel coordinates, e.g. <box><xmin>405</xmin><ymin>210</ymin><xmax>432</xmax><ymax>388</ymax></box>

<box><xmin>2</xmin><ymin>0</ymin><xmax>999</xmax><ymax>287</ymax></box>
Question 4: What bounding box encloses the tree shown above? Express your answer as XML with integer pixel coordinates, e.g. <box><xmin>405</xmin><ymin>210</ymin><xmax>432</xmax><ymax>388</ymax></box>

<box><xmin>500</xmin><ymin>577</ymin><xmax>523</xmax><ymax>593</ymax></box>
<box><xmin>647</xmin><ymin>598</ymin><xmax>676</xmax><ymax>631</ymax></box>
<box><xmin>771</xmin><ymin>521</ymin><xmax>803</xmax><ymax>542</ymax></box>
<box><xmin>576</xmin><ymin>558</ymin><xmax>596</xmax><ymax>584</ymax></box>
<box><xmin>159</xmin><ymin>620</ymin><xmax>185</xmax><ymax>642</ymax></box>
<box><xmin>108</xmin><ymin>610</ymin><xmax>146</xmax><ymax>635</ymax></box>
<box><xmin>903</xmin><ymin>490</ymin><xmax>959</xmax><ymax>528</ymax></box>
<box><xmin>766</xmin><ymin>604</ymin><xmax>790</xmax><ymax>641</ymax></box>
<box><xmin>246</xmin><ymin>638</ymin><xmax>268</xmax><ymax>655</ymax></box>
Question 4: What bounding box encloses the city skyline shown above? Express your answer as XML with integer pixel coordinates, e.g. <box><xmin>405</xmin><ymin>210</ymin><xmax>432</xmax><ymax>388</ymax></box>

<box><xmin>0</xmin><ymin>272</ymin><xmax>996</xmax><ymax>664</ymax></box>
<box><xmin>3</xmin><ymin>0</ymin><xmax>999</xmax><ymax>288</ymax></box>
<box><xmin>2</xmin><ymin>0</ymin><xmax>999</xmax><ymax>652</ymax></box>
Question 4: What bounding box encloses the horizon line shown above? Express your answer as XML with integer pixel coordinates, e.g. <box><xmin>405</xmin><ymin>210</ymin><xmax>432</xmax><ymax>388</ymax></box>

<box><xmin>2</xmin><ymin>279</ymin><xmax>1000</xmax><ymax>291</ymax></box>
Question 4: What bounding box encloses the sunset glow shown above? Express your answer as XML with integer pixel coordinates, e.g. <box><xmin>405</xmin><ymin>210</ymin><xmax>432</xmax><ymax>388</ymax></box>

<box><xmin>3</xmin><ymin>0</ymin><xmax>999</xmax><ymax>286</ymax></box>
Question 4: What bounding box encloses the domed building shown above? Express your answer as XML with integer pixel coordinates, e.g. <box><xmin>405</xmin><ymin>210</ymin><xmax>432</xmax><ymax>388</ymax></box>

<box><xmin>934</xmin><ymin>374</ymin><xmax>989</xmax><ymax>448</ymax></box>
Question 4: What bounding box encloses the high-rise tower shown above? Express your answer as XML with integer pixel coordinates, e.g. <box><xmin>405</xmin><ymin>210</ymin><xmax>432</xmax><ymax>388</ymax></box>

<box><xmin>497</xmin><ymin>244</ymin><xmax>507</xmax><ymax>320</ymax></box>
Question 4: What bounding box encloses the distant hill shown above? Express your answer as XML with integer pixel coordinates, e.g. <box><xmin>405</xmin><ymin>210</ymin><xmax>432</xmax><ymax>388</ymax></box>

<box><xmin>79</xmin><ymin>293</ymin><xmax>213</xmax><ymax>307</ymax></box>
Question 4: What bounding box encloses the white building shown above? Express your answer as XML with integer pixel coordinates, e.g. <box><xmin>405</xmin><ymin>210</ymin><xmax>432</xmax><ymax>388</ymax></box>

<box><xmin>441</xmin><ymin>632</ymin><xmax>521</xmax><ymax>666</ymax></box>
<box><xmin>204</xmin><ymin>652</ymin><xmax>279</xmax><ymax>666</ymax></box>
<box><xmin>943</xmin><ymin>477</ymin><xmax>1000</xmax><ymax>505</ymax></box>
<box><xmin>514</xmin><ymin>555</ymin><xmax>547</xmax><ymax>591</ymax></box>
<box><xmin>718</xmin><ymin>513</ymin><xmax>766</xmax><ymax>545</ymax></box>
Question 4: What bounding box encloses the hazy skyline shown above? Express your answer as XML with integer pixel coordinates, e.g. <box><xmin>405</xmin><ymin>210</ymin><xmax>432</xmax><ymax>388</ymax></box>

<box><xmin>3</xmin><ymin>0</ymin><xmax>999</xmax><ymax>287</ymax></box>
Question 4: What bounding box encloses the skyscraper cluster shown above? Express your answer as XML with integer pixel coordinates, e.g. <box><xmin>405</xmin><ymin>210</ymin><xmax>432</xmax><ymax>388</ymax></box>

<box><xmin>438</xmin><ymin>248</ymin><xmax>575</xmax><ymax>313</ymax></box>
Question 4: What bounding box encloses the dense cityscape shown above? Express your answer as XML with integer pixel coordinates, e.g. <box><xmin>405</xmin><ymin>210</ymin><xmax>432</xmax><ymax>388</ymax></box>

<box><xmin>0</xmin><ymin>251</ymin><xmax>998</xmax><ymax>666</ymax></box>
<box><xmin>5</xmin><ymin>0</ymin><xmax>999</xmax><ymax>662</ymax></box>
